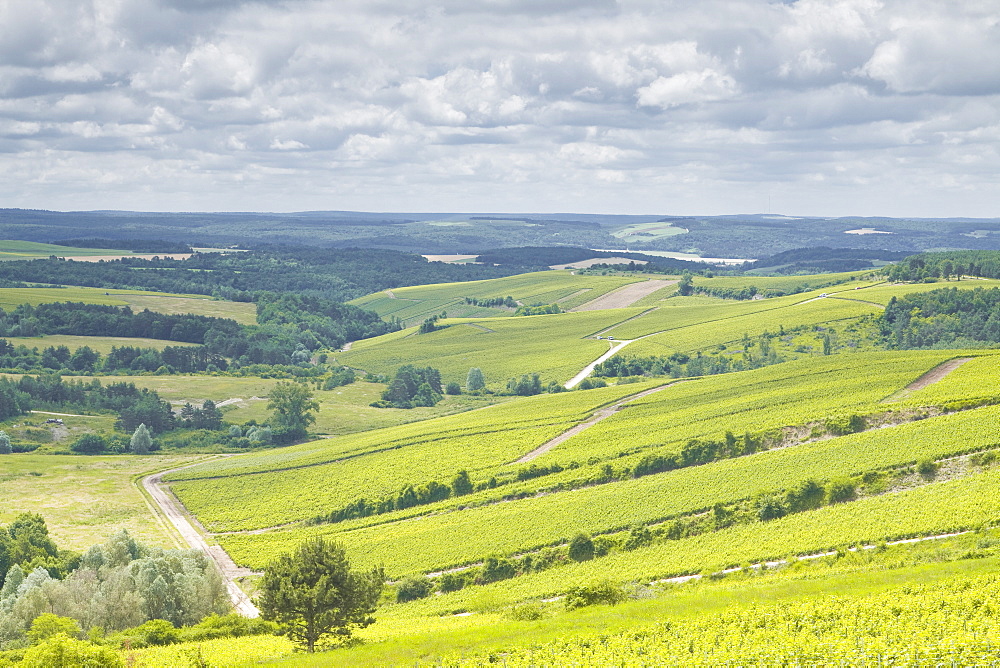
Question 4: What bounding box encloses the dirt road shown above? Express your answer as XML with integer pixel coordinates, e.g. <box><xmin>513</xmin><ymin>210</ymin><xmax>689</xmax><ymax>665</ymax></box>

<box><xmin>142</xmin><ymin>464</ymin><xmax>260</xmax><ymax>617</ymax></box>
<box><xmin>514</xmin><ymin>382</ymin><xmax>680</xmax><ymax>464</ymax></box>
<box><xmin>883</xmin><ymin>357</ymin><xmax>972</xmax><ymax>402</ymax></box>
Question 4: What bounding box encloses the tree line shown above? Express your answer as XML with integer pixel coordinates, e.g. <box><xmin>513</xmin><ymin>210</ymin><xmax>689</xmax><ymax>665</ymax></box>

<box><xmin>884</xmin><ymin>250</ymin><xmax>1000</xmax><ymax>283</ymax></box>
<box><xmin>880</xmin><ymin>286</ymin><xmax>1000</xmax><ymax>348</ymax></box>
<box><xmin>0</xmin><ymin>300</ymin><xmax>394</xmax><ymax>367</ymax></box>
<box><xmin>0</xmin><ymin>246</ymin><xmax>525</xmax><ymax>303</ymax></box>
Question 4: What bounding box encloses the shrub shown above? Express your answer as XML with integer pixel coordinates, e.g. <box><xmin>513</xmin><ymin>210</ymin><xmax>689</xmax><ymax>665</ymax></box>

<box><xmin>567</xmin><ymin>533</ymin><xmax>595</xmax><ymax>562</ymax></box>
<box><xmin>70</xmin><ymin>433</ymin><xmax>107</xmax><ymax>455</ymax></box>
<box><xmin>396</xmin><ymin>576</ymin><xmax>434</xmax><ymax>603</ymax></box>
<box><xmin>825</xmin><ymin>478</ymin><xmax>856</xmax><ymax>504</ymax></box>
<box><xmin>917</xmin><ymin>458</ymin><xmax>940</xmax><ymax>476</ymax></box>
<box><xmin>564</xmin><ymin>581</ymin><xmax>626</xmax><ymax>609</ymax></box>
<box><xmin>445</xmin><ymin>382</ymin><xmax>462</xmax><ymax>395</ymax></box>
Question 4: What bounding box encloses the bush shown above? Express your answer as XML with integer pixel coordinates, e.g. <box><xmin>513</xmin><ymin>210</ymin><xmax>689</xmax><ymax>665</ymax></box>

<box><xmin>917</xmin><ymin>458</ymin><xmax>940</xmax><ymax>476</ymax></box>
<box><xmin>21</xmin><ymin>634</ymin><xmax>123</xmax><ymax>667</ymax></box>
<box><xmin>507</xmin><ymin>603</ymin><xmax>545</xmax><ymax>621</ymax></box>
<box><xmin>438</xmin><ymin>572</ymin><xmax>474</xmax><ymax>593</ymax></box>
<box><xmin>445</xmin><ymin>382</ymin><xmax>462</xmax><ymax>395</ymax></box>
<box><xmin>825</xmin><ymin>478</ymin><xmax>856</xmax><ymax>504</ymax></box>
<box><xmin>70</xmin><ymin>433</ymin><xmax>107</xmax><ymax>455</ymax></box>
<box><xmin>567</xmin><ymin>533</ymin><xmax>595</xmax><ymax>562</ymax></box>
<box><xmin>133</xmin><ymin>619</ymin><xmax>179</xmax><ymax>647</ymax></box>
<box><xmin>564</xmin><ymin>581</ymin><xmax>626</xmax><ymax>609</ymax></box>
<box><xmin>396</xmin><ymin>576</ymin><xmax>434</xmax><ymax>603</ymax></box>
<box><xmin>183</xmin><ymin>613</ymin><xmax>278</xmax><ymax>641</ymax></box>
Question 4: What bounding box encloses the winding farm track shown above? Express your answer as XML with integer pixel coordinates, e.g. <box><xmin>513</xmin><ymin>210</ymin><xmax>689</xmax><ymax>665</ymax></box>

<box><xmin>514</xmin><ymin>382</ymin><xmax>682</xmax><ymax>464</ymax></box>
<box><xmin>142</xmin><ymin>463</ymin><xmax>261</xmax><ymax>618</ymax></box>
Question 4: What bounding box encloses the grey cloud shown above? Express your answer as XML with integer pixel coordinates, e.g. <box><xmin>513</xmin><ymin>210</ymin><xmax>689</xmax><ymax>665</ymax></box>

<box><xmin>1</xmin><ymin>0</ymin><xmax>999</xmax><ymax>216</ymax></box>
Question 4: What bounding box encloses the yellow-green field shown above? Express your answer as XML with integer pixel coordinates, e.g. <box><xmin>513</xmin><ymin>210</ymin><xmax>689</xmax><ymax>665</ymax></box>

<box><xmin>349</xmin><ymin>270</ymin><xmax>649</xmax><ymax>325</ymax></box>
<box><xmin>337</xmin><ymin>309</ymin><xmax>643</xmax><ymax>387</ymax></box>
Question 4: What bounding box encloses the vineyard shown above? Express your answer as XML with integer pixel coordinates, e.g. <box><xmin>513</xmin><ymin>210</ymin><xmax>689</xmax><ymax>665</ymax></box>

<box><xmin>12</xmin><ymin>260</ymin><xmax>1000</xmax><ymax>666</ymax></box>
<box><xmin>335</xmin><ymin>308</ymin><xmax>645</xmax><ymax>387</ymax></box>
<box><xmin>349</xmin><ymin>270</ymin><xmax>647</xmax><ymax>326</ymax></box>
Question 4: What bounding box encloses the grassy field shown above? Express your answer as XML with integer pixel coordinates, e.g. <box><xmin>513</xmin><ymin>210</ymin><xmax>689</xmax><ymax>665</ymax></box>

<box><xmin>0</xmin><ymin>453</ymin><xmax>203</xmax><ymax>550</ymax></box>
<box><xmin>45</xmin><ymin>374</ymin><xmax>511</xmax><ymax>437</ymax></box>
<box><xmin>0</xmin><ymin>240</ymin><xmax>127</xmax><ymax>260</ymax></box>
<box><xmin>0</xmin><ymin>286</ymin><xmax>257</xmax><ymax>323</ymax></box>
<box><xmin>349</xmin><ymin>271</ymin><xmax>649</xmax><ymax>326</ymax></box>
<box><xmin>4</xmin><ymin>334</ymin><xmax>200</xmax><ymax>353</ymax></box>
<box><xmin>337</xmin><ymin>309</ymin><xmax>644</xmax><ymax>388</ymax></box>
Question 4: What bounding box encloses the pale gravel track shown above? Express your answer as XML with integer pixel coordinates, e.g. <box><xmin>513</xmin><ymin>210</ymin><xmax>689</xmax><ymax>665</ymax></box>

<box><xmin>883</xmin><ymin>357</ymin><xmax>973</xmax><ymax>402</ymax></box>
<box><xmin>514</xmin><ymin>382</ymin><xmax>681</xmax><ymax>464</ymax></box>
<box><xmin>142</xmin><ymin>462</ymin><xmax>261</xmax><ymax>618</ymax></box>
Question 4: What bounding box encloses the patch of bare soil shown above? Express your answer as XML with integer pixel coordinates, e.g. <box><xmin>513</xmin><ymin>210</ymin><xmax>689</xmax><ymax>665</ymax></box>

<box><xmin>570</xmin><ymin>280</ymin><xmax>677</xmax><ymax>311</ymax></box>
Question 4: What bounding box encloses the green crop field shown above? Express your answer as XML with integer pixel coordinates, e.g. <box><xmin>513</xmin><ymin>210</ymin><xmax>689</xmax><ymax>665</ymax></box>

<box><xmin>0</xmin><ymin>285</ymin><xmax>257</xmax><ymax>323</ymax></box>
<box><xmin>349</xmin><ymin>270</ymin><xmax>648</xmax><ymax>326</ymax></box>
<box><xmin>336</xmin><ymin>308</ymin><xmax>645</xmax><ymax>387</ymax></box>
<box><xmin>166</xmin><ymin>383</ymin><xmax>664</xmax><ymax>532</ymax></box>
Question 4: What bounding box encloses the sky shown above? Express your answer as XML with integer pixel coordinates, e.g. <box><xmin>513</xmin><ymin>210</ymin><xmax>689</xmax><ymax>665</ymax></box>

<box><xmin>1</xmin><ymin>0</ymin><xmax>999</xmax><ymax>217</ymax></box>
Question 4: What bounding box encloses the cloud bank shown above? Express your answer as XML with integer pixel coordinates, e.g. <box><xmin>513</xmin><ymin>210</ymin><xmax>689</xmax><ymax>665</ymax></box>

<box><xmin>1</xmin><ymin>0</ymin><xmax>998</xmax><ymax>216</ymax></box>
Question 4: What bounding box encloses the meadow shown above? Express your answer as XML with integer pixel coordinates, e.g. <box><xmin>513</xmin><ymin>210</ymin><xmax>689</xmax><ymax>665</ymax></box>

<box><xmin>0</xmin><ymin>286</ymin><xmax>258</xmax><ymax>323</ymax></box>
<box><xmin>0</xmin><ymin>453</ymin><xmax>206</xmax><ymax>550</ymax></box>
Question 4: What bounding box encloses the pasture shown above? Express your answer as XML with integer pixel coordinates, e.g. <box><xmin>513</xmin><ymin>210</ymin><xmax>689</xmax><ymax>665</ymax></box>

<box><xmin>0</xmin><ymin>286</ymin><xmax>258</xmax><ymax>323</ymax></box>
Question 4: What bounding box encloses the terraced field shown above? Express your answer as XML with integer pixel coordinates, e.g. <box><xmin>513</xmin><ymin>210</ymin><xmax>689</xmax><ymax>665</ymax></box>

<box><xmin>213</xmin><ymin>350</ymin><xmax>1000</xmax><ymax>574</ymax></box>
<box><xmin>349</xmin><ymin>270</ymin><xmax>650</xmax><ymax>325</ymax></box>
<box><xmin>166</xmin><ymin>382</ymin><xmax>664</xmax><ymax>532</ymax></box>
<box><xmin>336</xmin><ymin>308</ymin><xmax>644</xmax><ymax>387</ymax></box>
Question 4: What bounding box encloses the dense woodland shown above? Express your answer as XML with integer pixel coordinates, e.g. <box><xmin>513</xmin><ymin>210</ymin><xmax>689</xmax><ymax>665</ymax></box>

<box><xmin>0</xmin><ymin>247</ymin><xmax>530</xmax><ymax>303</ymax></box>
<box><xmin>881</xmin><ymin>287</ymin><xmax>1000</xmax><ymax>349</ymax></box>
<box><xmin>884</xmin><ymin>250</ymin><xmax>1000</xmax><ymax>282</ymax></box>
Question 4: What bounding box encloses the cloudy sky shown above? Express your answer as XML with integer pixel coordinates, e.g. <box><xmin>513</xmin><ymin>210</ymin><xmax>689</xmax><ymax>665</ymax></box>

<box><xmin>1</xmin><ymin>0</ymin><xmax>999</xmax><ymax>216</ymax></box>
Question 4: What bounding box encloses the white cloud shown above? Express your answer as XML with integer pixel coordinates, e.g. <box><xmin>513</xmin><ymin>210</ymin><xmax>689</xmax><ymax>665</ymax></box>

<box><xmin>636</xmin><ymin>69</ymin><xmax>738</xmax><ymax>109</ymax></box>
<box><xmin>0</xmin><ymin>0</ymin><xmax>998</xmax><ymax>216</ymax></box>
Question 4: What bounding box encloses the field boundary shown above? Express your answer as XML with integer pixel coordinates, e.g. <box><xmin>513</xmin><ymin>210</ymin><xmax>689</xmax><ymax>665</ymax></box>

<box><xmin>142</xmin><ymin>462</ymin><xmax>261</xmax><ymax>618</ymax></box>
<box><xmin>513</xmin><ymin>382</ymin><xmax>683</xmax><ymax>464</ymax></box>
<box><xmin>882</xmin><ymin>357</ymin><xmax>973</xmax><ymax>403</ymax></box>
